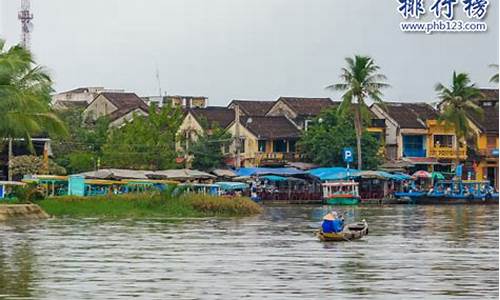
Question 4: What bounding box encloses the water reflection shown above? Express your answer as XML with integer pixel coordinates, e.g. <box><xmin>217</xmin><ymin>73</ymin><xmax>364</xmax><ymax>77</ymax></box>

<box><xmin>0</xmin><ymin>205</ymin><xmax>497</xmax><ymax>299</ymax></box>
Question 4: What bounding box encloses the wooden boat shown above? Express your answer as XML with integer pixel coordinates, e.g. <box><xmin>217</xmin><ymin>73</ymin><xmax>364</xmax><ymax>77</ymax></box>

<box><xmin>322</xmin><ymin>181</ymin><xmax>360</xmax><ymax>205</ymax></box>
<box><xmin>318</xmin><ymin>220</ymin><xmax>368</xmax><ymax>242</ymax></box>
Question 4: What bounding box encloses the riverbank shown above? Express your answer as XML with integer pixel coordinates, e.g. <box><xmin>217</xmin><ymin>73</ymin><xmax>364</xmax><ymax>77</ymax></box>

<box><xmin>37</xmin><ymin>192</ymin><xmax>263</xmax><ymax>218</ymax></box>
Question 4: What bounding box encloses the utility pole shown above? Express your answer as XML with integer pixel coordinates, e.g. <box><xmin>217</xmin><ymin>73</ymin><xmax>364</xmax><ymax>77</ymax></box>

<box><xmin>234</xmin><ymin>105</ymin><xmax>241</xmax><ymax>169</ymax></box>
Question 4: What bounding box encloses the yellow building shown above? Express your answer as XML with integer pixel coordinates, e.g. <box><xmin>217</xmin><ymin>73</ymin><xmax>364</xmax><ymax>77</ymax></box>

<box><xmin>426</xmin><ymin>119</ymin><xmax>467</xmax><ymax>160</ymax></box>
<box><xmin>226</xmin><ymin>116</ymin><xmax>302</xmax><ymax>167</ymax></box>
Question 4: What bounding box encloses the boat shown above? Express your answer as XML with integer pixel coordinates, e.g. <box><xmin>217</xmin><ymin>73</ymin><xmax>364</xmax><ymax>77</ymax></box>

<box><xmin>322</xmin><ymin>181</ymin><xmax>360</xmax><ymax>205</ymax></box>
<box><xmin>318</xmin><ymin>220</ymin><xmax>369</xmax><ymax>242</ymax></box>
<box><xmin>394</xmin><ymin>180</ymin><xmax>499</xmax><ymax>204</ymax></box>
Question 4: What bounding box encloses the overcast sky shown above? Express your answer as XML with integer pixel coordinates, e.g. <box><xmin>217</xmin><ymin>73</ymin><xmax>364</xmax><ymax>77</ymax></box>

<box><xmin>1</xmin><ymin>0</ymin><xmax>498</xmax><ymax>105</ymax></box>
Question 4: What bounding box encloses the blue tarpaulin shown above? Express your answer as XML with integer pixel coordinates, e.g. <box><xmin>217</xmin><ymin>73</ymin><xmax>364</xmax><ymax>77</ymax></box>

<box><xmin>261</xmin><ymin>175</ymin><xmax>288</xmax><ymax>182</ymax></box>
<box><xmin>308</xmin><ymin>167</ymin><xmax>360</xmax><ymax>181</ymax></box>
<box><xmin>236</xmin><ymin>168</ymin><xmax>305</xmax><ymax>177</ymax></box>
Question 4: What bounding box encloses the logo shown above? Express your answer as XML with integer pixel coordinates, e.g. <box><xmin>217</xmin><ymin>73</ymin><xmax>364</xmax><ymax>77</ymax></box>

<box><xmin>398</xmin><ymin>0</ymin><xmax>489</xmax><ymax>34</ymax></box>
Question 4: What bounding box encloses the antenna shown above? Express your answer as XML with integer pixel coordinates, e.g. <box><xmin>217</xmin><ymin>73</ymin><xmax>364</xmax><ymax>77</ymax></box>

<box><xmin>18</xmin><ymin>0</ymin><xmax>34</xmax><ymax>49</ymax></box>
<box><xmin>155</xmin><ymin>66</ymin><xmax>163</xmax><ymax>107</ymax></box>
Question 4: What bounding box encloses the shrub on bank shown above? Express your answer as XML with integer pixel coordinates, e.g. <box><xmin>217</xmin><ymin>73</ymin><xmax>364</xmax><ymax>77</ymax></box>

<box><xmin>38</xmin><ymin>192</ymin><xmax>262</xmax><ymax>218</ymax></box>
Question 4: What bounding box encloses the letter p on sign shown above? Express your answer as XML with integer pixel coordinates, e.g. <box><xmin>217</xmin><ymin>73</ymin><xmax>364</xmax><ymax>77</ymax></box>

<box><xmin>343</xmin><ymin>147</ymin><xmax>353</xmax><ymax>163</ymax></box>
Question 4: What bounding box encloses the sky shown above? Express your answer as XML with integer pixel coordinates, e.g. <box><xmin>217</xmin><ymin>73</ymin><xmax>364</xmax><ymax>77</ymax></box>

<box><xmin>0</xmin><ymin>0</ymin><xmax>498</xmax><ymax>106</ymax></box>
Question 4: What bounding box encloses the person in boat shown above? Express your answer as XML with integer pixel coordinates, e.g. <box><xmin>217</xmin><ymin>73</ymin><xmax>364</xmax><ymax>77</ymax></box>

<box><xmin>322</xmin><ymin>211</ymin><xmax>344</xmax><ymax>233</ymax></box>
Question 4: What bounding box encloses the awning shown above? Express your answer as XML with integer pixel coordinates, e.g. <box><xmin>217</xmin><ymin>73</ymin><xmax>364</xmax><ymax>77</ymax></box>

<box><xmin>308</xmin><ymin>167</ymin><xmax>360</xmax><ymax>181</ymax></box>
<box><xmin>403</xmin><ymin>157</ymin><xmax>440</xmax><ymax>165</ymax></box>
<box><xmin>215</xmin><ymin>182</ymin><xmax>248</xmax><ymax>190</ymax></box>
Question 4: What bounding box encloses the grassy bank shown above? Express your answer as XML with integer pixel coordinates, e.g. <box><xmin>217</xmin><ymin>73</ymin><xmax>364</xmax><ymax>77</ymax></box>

<box><xmin>38</xmin><ymin>192</ymin><xmax>263</xmax><ymax>219</ymax></box>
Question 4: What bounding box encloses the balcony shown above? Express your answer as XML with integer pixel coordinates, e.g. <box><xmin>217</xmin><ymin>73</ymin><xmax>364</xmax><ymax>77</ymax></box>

<box><xmin>255</xmin><ymin>152</ymin><xmax>301</xmax><ymax>165</ymax></box>
<box><xmin>477</xmin><ymin>148</ymin><xmax>499</xmax><ymax>158</ymax></box>
<box><xmin>428</xmin><ymin>146</ymin><xmax>466</xmax><ymax>159</ymax></box>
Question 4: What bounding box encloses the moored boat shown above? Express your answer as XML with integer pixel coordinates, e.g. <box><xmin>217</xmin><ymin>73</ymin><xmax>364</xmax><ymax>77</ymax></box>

<box><xmin>322</xmin><ymin>181</ymin><xmax>360</xmax><ymax>205</ymax></box>
<box><xmin>318</xmin><ymin>220</ymin><xmax>368</xmax><ymax>242</ymax></box>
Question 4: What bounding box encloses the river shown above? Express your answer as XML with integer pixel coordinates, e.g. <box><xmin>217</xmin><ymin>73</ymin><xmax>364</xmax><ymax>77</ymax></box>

<box><xmin>0</xmin><ymin>205</ymin><xmax>498</xmax><ymax>299</ymax></box>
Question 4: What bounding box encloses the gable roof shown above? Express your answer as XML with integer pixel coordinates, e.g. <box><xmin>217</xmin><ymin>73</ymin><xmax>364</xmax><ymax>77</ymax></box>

<box><xmin>378</xmin><ymin>102</ymin><xmax>438</xmax><ymax>129</ymax></box>
<box><xmin>277</xmin><ymin>97</ymin><xmax>336</xmax><ymax>117</ymax></box>
<box><xmin>229</xmin><ymin>100</ymin><xmax>275</xmax><ymax>116</ymax></box>
<box><xmin>99</xmin><ymin>92</ymin><xmax>149</xmax><ymax>111</ymax></box>
<box><xmin>190</xmin><ymin>107</ymin><xmax>235</xmax><ymax>129</ymax></box>
<box><xmin>241</xmin><ymin>116</ymin><xmax>301</xmax><ymax>139</ymax></box>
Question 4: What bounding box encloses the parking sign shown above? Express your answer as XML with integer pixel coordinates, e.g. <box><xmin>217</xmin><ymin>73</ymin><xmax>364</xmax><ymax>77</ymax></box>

<box><xmin>343</xmin><ymin>147</ymin><xmax>354</xmax><ymax>163</ymax></box>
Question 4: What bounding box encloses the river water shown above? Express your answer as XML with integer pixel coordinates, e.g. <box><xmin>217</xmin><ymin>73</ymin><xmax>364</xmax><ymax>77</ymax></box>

<box><xmin>0</xmin><ymin>205</ymin><xmax>498</xmax><ymax>299</ymax></box>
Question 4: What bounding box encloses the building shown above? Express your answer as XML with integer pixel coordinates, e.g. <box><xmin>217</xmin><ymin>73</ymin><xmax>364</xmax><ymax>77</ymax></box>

<box><xmin>166</xmin><ymin>95</ymin><xmax>207</xmax><ymax>109</ymax></box>
<box><xmin>371</xmin><ymin>102</ymin><xmax>465</xmax><ymax>171</ymax></box>
<box><xmin>266</xmin><ymin>97</ymin><xmax>336</xmax><ymax>130</ymax></box>
<box><xmin>52</xmin><ymin>87</ymin><xmax>124</xmax><ymax>110</ymax></box>
<box><xmin>83</xmin><ymin>92</ymin><xmax>149</xmax><ymax>127</ymax></box>
<box><xmin>226</xmin><ymin>116</ymin><xmax>302</xmax><ymax>167</ymax></box>
<box><xmin>227</xmin><ymin>100</ymin><xmax>275</xmax><ymax>116</ymax></box>
<box><xmin>177</xmin><ymin>107</ymin><xmax>235</xmax><ymax>143</ymax></box>
<box><xmin>466</xmin><ymin>88</ymin><xmax>499</xmax><ymax>188</ymax></box>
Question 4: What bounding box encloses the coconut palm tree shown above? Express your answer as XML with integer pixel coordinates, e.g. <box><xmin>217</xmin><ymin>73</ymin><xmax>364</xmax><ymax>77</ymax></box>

<box><xmin>435</xmin><ymin>72</ymin><xmax>483</xmax><ymax>169</ymax></box>
<box><xmin>327</xmin><ymin>55</ymin><xmax>389</xmax><ymax>170</ymax></box>
<box><xmin>0</xmin><ymin>39</ymin><xmax>67</xmax><ymax>179</ymax></box>
<box><xmin>490</xmin><ymin>64</ymin><xmax>499</xmax><ymax>83</ymax></box>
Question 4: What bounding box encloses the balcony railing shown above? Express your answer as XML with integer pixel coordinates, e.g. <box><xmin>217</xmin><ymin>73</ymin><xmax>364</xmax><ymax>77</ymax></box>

<box><xmin>428</xmin><ymin>146</ymin><xmax>466</xmax><ymax>159</ymax></box>
<box><xmin>255</xmin><ymin>152</ymin><xmax>301</xmax><ymax>163</ymax></box>
<box><xmin>403</xmin><ymin>148</ymin><xmax>426</xmax><ymax>158</ymax></box>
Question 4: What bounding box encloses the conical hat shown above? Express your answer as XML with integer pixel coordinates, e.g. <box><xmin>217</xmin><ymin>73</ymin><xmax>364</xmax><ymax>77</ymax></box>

<box><xmin>323</xmin><ymin>213</ymin><xmax>334</xmax><ymax>221</ymax></box>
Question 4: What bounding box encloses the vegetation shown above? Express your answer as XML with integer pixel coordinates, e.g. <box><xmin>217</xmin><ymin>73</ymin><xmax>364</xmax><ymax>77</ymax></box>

<box><xmin>189</xmin><ymin>124</ymin><xmax>231</xmax><ymax>171</ymax></box>
<box><xmin>0</xmin><ymin>39</ymin><xmax>67</xmax><ymax>146</ymax></box>
<box><xmin>101</xmin><ymin>105</ymin><xmax>183</xmax><ymax>170</ymax></box>
<box><xmin>38</xmin><ymin>192</ymin><xmax>262</xmax><ymax>218</ymax></box>
<box><xmin>490</xmin><ymin>64</ymin><xmax>499</xmax><ymax>83</ymax></box>
<box><xmin>299</xmin><ymin>109</ymin><xmax>382</xmax><ymax>169</ymax></box>
<box><xmin>52</xmin><ymin>109</ymin><xmax>110</xmax><ymax>173</ymax></box>
<box><xmin>10</xmin><ymin>155</ymin><xmax>66</xmax><ymax>177</ymax></box>
<box><xmin>326</xmin><ymin>55</ymin><xmax>388</xmax><ymax>170</ymax></box>
<box><xmin>435</xmin><ymin>72</ymin><xmax>483</xmax><ymax>167</ymax></box>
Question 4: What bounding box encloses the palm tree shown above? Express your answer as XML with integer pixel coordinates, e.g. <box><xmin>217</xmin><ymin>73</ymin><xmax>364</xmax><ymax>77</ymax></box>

<box><xmin>0</xmin><ymin>40</ymin><xmax>67</xmax><ymax>179</ymax></box>
<box><xmin>435</xmin><ymin>72</ymin><xmax>483</xmax><ymax>170</ymax></box>
<box><xmin>327</xmin><ymin>55</ymin><xmax>389</xmax><ymax>170</ymax></box>
<box><xmin>490</xmin><ymin>64</ymin><xmax>499</xmax><ymax>83</ymax></box>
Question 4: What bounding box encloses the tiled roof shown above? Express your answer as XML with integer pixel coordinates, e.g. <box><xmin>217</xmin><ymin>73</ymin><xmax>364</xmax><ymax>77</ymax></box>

<box><xmin>107</xmin><ymin>107</ymin><xmax>148</xmax><ymax>122</ymax></box>
<box><xmin>479</xmin><ymin>88</ymin><xmax>499</xmax><ymax>101</ymax></box>
<box><xmin>467</xmin><ymin>108</ymin><xmax>499</xmax><ymax>134</ymax></box>
<box><xmin>278</xmin><ymin>97</ymin><xmax>336</xmax><ymax>116</ymax></box>
<box><xmin>241</xmin><ymin>116</ymin><xmax>301</xmax><ymax>139</ymax></box>
<box><xmin>381</xmin><ymin>102</ymin><xmax>438</xmax><ymax>129</ymax></box>
<box><xmin>100</xmin><ymin>92</ymin><xmax>149</xmax><ymax>111</ymax></box>
<box><xmin>55</xmin><ymin>100</ymin><xmax>88</xmax><ymax>109</ymax></box>
<box><xmin>190</xmin><ymin>107</ymin><xmax>235</xmax><ymax>129</ymax></box>
<box><xmin>229</xmin><ymin>100</ymin><xmax>275</xmax><ymax>116</ymax></box>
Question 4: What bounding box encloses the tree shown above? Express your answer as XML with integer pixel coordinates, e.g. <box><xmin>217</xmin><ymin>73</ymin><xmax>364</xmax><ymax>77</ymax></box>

<box><xmin>189</xmin><ymin>125</ymin><xmax>231</xmax><ymax>171</ymax></box>
<box><xmin>490</xmin><ymin>64</ymin><xmax>499</xmax><ymax>83</ymax></box>
<box><xmin>52</xmin><ymin>109</ymin><xmax>110</xmax><ymax>173</ymax></box>
<box><xmin>299</xmin><ymin>109</ymin><xmax>382</xmax><ymax>169</ymax></box>
<box><xmin>11</xmin><ymin>155</ymin><xmax>66</xmax><ymax>178</ymax></box>
<box><xmin>0</xmin><ymin>40</ymin><xmax>67</xmax><ymax>179</ymax></box>
<box><xmin>435</xmin><ymin>72</ymin><xmax>483</xmax><ymax>168</ymax></box>
<box><xmin>101</xmin><ymin>105</ymin><xmax>183</xmax><ymax>170</ymax></box>
<box><xmin>326</xmin><ymin>55</ymin><xmax>389</xmax><ymax>170</ymax></box>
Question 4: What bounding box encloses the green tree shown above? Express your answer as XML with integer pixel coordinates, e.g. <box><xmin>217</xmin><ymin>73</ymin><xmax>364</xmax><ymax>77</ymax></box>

<box><xmin>490</xmin><ymin>64</ymin><xmax>499</xmax><ymax>83</ymax></box>
<box><xmin>189</xmin><ymin>125</ymin><xmax>231</xmax><ymax>171</ymax></box>
<box><xmin>0</xmin><ymin>40</ymin><xmax>67</xmax><ymax>143</ymax></box>
<box><xmin>327</xmin><ymin>55</ymin><xmax>388</xmax><ymax>170</ymax></box>
<box><xmin>101</xmin><ymin>105</ymin><xmax>183</xmax><ymax>170</ymax></box>
<box><xmin>299</xmin><ymin>109</ymin><xmax>382</xmax><ymax>169</ymax></box>
<box><xmin>436</xmin><ymin>72</ymin><xmax>483</xmax><ymax>168</ymax></box>
<box><xmin>52</xmin><ymin>109</ymin><xmax>109</xmax><ymax>173</ymax></box>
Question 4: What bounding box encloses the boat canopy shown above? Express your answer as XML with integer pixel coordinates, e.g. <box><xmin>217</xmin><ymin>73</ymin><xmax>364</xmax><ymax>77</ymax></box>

<box><xmin>236</xmin><ymin>167</ymin><xmax>305</xmax><ymax>177</ymax></box>
<box><xmin>215</xmin><ymin>182</ymin><xmax>248</xmax><ymax>191</ymax></box>
<box><xmin>308</xmin><ymin>167</ymin><xmax>360</xmax><ymax>181</ymax></box>
<box><xmin>354</xmin><ymin>171</ymin><xmax>410</xmax><ymax>182</ymax></box>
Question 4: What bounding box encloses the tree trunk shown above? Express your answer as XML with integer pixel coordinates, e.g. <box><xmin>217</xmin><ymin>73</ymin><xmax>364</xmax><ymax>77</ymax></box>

<box><xmin>354</xmin><ymin>103</ymin><xmax>363</xmax><ymax>170</ymax></box>
<box><xmin>7</xmin><ymin>138</ymin><xmax>13</xmax><ymax>181</ymax></box>
<box><xmin>455</xmin><ymin>136</ymin><xmax>461</xmax><ymax>177</ymax></box>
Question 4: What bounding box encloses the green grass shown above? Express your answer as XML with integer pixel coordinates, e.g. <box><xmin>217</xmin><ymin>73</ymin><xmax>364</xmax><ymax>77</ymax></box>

<box><xmin>37</xmin><ymin>192</ymin><xmax>263</xmax><ymax>219</ymax></box>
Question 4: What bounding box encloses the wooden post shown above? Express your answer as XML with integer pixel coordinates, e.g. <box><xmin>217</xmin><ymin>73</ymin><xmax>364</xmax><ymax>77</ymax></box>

<box><xmin>43</xmin><ymin>141</ymin><xmax>50</xmax><ymax>175</ymax></box>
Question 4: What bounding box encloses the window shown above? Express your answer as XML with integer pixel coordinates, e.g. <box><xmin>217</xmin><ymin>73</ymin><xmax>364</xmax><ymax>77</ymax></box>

<box><xmin>403</xmin><ymin>135</ymin><xmax>425</xmax><ymax>157</ymax></box>
<box><xmin>258</xmin><ymin>140</ymin><xmax>266</xmax><ymax>152</ymax></box>
<box><xmin>487</xmin><ymin>135</ymin><xmax>497</xmax><ymax>148</ymax></box>
<box><xmin>433</xmin><ymin>135</ymin><xmax>453</xmax><ymax>148</ymax></box>
<box><xmin>289</xmin><ymin>140</ymin><xmax>296</xmax><ymax>152</ymax></box>
<box><xmin>239</xmin><ymin>138</ymin><xmax>245</xmax><ymax>153</ymax></box>
<box><xmin>273</xmin><ymin>140</ymin><xmax>287</xmax><ymax>153</ymax></box>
